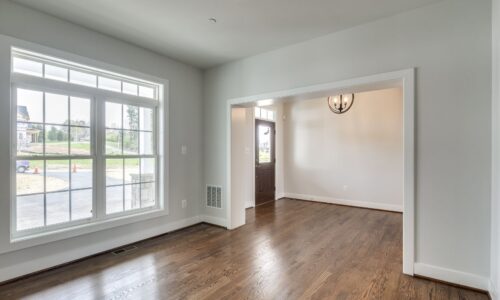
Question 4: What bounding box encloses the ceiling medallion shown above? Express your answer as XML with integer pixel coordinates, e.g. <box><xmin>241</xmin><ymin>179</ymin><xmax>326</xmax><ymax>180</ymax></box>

<box><xmin>327</xmin><ymin>94</ymin><xmax>354</xmax><ymax>114</ymax></box>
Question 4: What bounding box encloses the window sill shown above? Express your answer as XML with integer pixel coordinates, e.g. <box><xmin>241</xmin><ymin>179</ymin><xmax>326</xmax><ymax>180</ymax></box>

<box><xmin>3</xmin><ymin>207</ymin><xmax>169</xmax><ymax>255</ymax></box>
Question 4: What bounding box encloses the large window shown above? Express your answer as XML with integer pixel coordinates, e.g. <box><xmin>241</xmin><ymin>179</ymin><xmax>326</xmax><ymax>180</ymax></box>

<box><xmin>11</xmin><ymin>48</ymin><xmax>163</xmax><ymax>238</ymax></box>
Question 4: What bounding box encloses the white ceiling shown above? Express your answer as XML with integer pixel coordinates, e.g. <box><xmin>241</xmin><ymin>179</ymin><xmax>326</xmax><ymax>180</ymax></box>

<box><xmin>13</xmin><ymin>0</ymin><xmax>442</xmax><ymax>69</ymax></box>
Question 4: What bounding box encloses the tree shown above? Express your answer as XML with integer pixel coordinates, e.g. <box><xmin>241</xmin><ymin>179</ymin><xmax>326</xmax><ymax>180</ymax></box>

<box><xmin>47</xmin><ymin>126</ymin><xmax>58</xmax><ymax>141</ymax></box>
<box><xmin>126</xmin><ymin>106</ymin><xmax>138</xmax><ymax>130</ymax></box>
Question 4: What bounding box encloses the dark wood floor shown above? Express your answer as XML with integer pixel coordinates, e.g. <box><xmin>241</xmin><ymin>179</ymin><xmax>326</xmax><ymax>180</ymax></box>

<box><xmin>0</xmin><ymin>199</ymin><xmax>488</xmax><ymax>299</ymax></box>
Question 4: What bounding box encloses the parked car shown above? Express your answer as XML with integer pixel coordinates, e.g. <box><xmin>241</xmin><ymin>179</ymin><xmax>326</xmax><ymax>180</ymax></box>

<box><xmin>16</xmin><ymin>160</ymin><xmax>30</xmax><ymax>173</ymax></box>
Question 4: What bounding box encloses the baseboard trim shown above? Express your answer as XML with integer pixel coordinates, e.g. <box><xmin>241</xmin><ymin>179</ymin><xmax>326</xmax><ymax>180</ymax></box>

<box><xmin>414</xmin><ymin>263</ymin><xmax>490</xmax><ymax>292</ymax></box>
<box><xmin>0</xmin><ymin>216</ymin><xmax>202</xmax><ymax>284</ymax></box>
<box><xmin>284</xmin><ymin>193</ymin><xmax>403</xmax><ymax>213</ymax></box>
<box><xmin>200</xmin><ymin>215</ymin><xmax>227</xmax><ymax>228</ymax></box>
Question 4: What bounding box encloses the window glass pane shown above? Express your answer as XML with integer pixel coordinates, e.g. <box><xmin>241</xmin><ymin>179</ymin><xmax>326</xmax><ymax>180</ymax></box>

<box><xmin>139</xmin><ymin>107</ymin><xmax>153</xmax><ymax>131</ymax></box>
<box><xmin>106</xmin><ymin>158</ymin><xmax>123</xmax><ymax>186</ymax></box>
<box><xmin>258</xmin><ymin>124</ymin><xmax>272</xmax><ymax>163</ymax></box>
<box><xmin>45</xmin><ymin>125</ymin><xmax>69</xmax><ymax>155</ymax></box>
<box><xmin>124</xmin><ymin>158</ymin><xmax>140</xmax><ymax>184</ymax></box>
<box><xmin>141</xmin><ymin>158</ymin><xmax>155</xmax><ymax>182</ymax></box>
<box><xmin>70</xmin><ymin>70</ymin><xmax>96</xmax><ymax>87</ymax></box>
<box><xmin>47</xmin><ymin>191</ymin><xmax>70</xmax><ymax>225</ymax></box>
<box><xmin>46</xmin><ymin>160</ymin><xmax>69</xmax><ymax>192</ymax></box>
<box><xmin>254</xmin><ymin>107</ymin><xmax>261</xmax><ymax>119</ymax></box>
<box><xmin>70</xmin><ymin>97</ymin><xmax>91</xmax><ymax>126</ymax></box>
<box><xmin>71</xmin><ymin>189</ymin><xmax>92</xmax><ymax>220</ymax></box>
<box><xmin>141</xmin><ymin>182</ymin><xmax>155</xmax><ymax>208</ymax></box>
<box><xmin>106</xmin><ymin>186</ymin><xmax>123</xmax><ymax>214</ymax></box>
<box><xmin>123</xmin><ymin>131</ymin><xmax>139</xmax><ymax>154</ymax></box>
<box><xmin>99</xmin><ymin>77</ymin><xmax>121</xmax><ymax>92</ymax></box>
<box><xmin>45</xmin><ymin>93</ymin><xmax>68</xmax><ymax>125</ymax></box>
<box><xmin>17</xmin><ymin>88</ymin><xmax>43</xmax><ymax>123</ymax></box>
<box><xmin>123</xmin><ymin>105</ymin><xmax>139</xmax><ymax>130</ymax></box>
<box><xmin>261</xmin><ymin>109</ymin><xmax>267</xmax><ymax>119</ymax></box>
<box><xmin>16</xmin><ymin>160</ymin><xmax>44</xmax><ymax>195</ymax></box>
<box><xmin>268</xmin><ymin>111</ymin><xmax>275</xmax><ymax>121</ymax></box>
<box><xmin>71</xmin><ymin>159</ymin><xmax>93</xmax><ymax>189</ymax></box>
<box><xmin>17</xmin><ymin>194</ymin><xmax>44</xmax><ymax>231</ymax></box>
<box><xmin>106</xmin><ymin>129</ymin><xmax>122</xmax><ymax>155</ymax></box>
<box><xmin>70</xmin><ymin>126</ymin><xmax>91</xmax><ymax>155</ymax></box>
<box><xmin>139</xmin><ymin>86</ymin><xmax>154</xmax><ymax>99</ymax></box>
<box><xmin>139</xmin><ymin>131</ymin><xmax>153</xmax><ymax>155</ymax></box>
<box><xmin>44</xmin><ymin>64</ymin><xmax>68</xmax><ymax>82</ymax></box>
<box><xmin>123</xmin><ymin>82</ymin><xmax>138</xmax><ymax>96</ymax></box>
<box><xmin>125</xmin><ymin>184</ymin><xmax>141</xmax><ymax>210</ymax></box>
<box><xmin>105</xmin><ymin>102</ymin><xmax>122</xmax><ymax>128</ymax></box>
<box><xmin>17</xmin><ymin>123</ymin><xmax>44</xmax><ymax>156</ymax></box>
<box><xmin>13</xmin><ymin>57</ymin><xmax>43</xmax><ymax>77</ymax></box>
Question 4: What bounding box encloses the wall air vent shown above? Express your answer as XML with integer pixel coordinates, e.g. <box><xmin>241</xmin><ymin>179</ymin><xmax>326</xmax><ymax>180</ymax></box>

<box><xmin>206</xmin><ymin>185</ymin><xmax>222</xmax><ymax>208</ymax></box>
<box><xmin>111</xmin><ymin>245</ymin><xmax>138</xmax><ymax>256</ymax></box>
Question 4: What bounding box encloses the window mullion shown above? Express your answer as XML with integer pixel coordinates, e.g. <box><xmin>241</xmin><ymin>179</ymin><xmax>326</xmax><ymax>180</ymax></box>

<box><xmin>95</xmin><ymin>96</ymin><xmax>106</xmax><ymax>220</ymax></box>
<box><xmin>68</xmin><ymin>96</ymin><xmax>72</xmax><ymax>222</ymax></box>
<box><xmin>42</xmin><ymin>91</ymin><xmax>47</xmax><ymax>226</ymax></box>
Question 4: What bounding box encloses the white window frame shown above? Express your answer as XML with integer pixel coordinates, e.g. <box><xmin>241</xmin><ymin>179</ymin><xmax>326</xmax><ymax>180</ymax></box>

<box><xmin>8</xmin><ymin>45</ymin><xmax>168</xmax><ymax>248</ymax></box>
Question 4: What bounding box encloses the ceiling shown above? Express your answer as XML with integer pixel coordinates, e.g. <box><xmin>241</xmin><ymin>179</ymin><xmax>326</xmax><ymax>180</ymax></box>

<box><xmin>13</xmin><ymin>0</ymin><xmax>442</xmax><ymax>69</ymax></box>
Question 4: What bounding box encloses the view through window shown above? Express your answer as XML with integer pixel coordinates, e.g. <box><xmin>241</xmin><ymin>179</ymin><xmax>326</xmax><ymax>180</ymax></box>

<box><xmin>12</xmin><ymin>48</ymin><xmax>162</xmax><ymax>237</ymax></box>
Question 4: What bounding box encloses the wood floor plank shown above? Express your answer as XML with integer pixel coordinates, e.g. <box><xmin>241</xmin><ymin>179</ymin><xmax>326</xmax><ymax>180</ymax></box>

<box><xmin>0</xmin><ymin>199</ymin><xmax>489</xmax><ymax>300</ymax></box>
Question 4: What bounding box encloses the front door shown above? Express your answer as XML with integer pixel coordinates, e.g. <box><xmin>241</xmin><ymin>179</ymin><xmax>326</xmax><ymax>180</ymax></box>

<box><xmin>255</xmin><ymin>119</ymin><xmax>275</xmax><ymax>206</ymax></box>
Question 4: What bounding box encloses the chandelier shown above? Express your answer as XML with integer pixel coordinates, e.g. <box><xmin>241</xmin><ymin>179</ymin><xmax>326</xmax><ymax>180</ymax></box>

<box><xmin>327</xmin><ymin>94</ymin><xmax>354</xmax><ymax>114</ymax></box>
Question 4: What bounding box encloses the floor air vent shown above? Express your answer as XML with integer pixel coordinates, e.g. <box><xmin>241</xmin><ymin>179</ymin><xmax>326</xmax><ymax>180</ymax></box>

<box><xmin>111</xmin><ymin>245</ymin><xmax>138</xmax><ymax>256</ymax></box>
<box><xmin>206</xmin><ymin>185</ymin><xmax>222</xmax><ymax>208</ymax></box>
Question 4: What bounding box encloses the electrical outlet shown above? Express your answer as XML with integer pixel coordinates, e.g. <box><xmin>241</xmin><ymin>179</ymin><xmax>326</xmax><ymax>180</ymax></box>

<box><xmin>181</xmin><ymin>199</ymin><xmax>187</xmax><ymax>208</ymax></box>
<box><xmin>181</xmin><ymin>145</ymin><xmax>187</xmax><ymax>155</ymax></box>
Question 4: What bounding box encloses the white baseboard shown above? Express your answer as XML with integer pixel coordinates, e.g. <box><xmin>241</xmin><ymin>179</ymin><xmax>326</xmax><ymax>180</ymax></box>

<box><xmin>414</xmin><ymin>263</ymin><xmax>489</xmax><ymax>291</ymax></box>
<box><xmin>0</xmin><ymin>216</ymin><xmax>202</xmax><ymax>283</ymax></box>
<box><xmin>200</xmin><ymin>215</ymin><xmax>227</xmax><ymax>228</ymax></box>
<box><xmin>284</xmin><ymin>193</ymin><xmax>403</xmax><ymax>212</ymax></box>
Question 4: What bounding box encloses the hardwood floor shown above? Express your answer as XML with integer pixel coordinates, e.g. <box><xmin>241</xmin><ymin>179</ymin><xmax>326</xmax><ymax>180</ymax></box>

<box><xmin>0</xmin><ymin>199</ymin><xmax>488</xmax><ymax>299</ymax></box>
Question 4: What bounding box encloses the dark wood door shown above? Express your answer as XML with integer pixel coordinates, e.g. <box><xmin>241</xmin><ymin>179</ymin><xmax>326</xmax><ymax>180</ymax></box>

<box><xmin>255</xmin><ymin>119</ymin><xmax>275</xmax><ymax>206</ymax></box>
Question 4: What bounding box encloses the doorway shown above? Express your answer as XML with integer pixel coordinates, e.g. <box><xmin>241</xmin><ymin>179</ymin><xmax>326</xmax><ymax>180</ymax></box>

<box><xmin>255</xmin><ymin>119</ymin><xmax>276</xmax><ymax>206</ymax></box>
<box><xmin>227</xmin><ymin>69</ymin><xmax>415</xmax><ymax>275</ymax></box>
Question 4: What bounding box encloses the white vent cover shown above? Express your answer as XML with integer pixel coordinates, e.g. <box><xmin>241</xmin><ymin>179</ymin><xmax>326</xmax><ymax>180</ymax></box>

<box><xmin>206</xmin><ymin>185</ymin><xmax>222</xmax><ymax>208</ymax></box>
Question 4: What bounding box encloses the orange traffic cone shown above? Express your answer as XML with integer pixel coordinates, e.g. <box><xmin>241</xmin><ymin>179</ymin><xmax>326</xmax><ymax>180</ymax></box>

<box><xmin>34</xmin><ymin>167</ymin><xmax>39</xmax><ymax>174</ymax></box>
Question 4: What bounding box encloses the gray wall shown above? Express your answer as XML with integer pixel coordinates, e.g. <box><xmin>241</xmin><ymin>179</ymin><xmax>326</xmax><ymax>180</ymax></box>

<box><xmin>0</xmin><ymin>0</ymin><xmax>203</xmax><ymax>280</ymax></box>
<box><xmin>203</xmin><ymin>0</ymin><xmax>492</xmax><ymax>279</ymax></box>
<box><xmin>492</xmin><ymin>0</ymin><xmax>500</xmax><ymax>297</ymax></box>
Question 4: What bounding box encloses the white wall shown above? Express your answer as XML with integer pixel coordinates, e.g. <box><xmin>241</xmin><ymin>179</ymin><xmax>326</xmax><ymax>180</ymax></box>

<box><xmin>231</xmin><ymin>107</ymin><xmax>254</xmax><ymax>210</ymax></box>
<box><xmin>275</xmin><ymin>103</ymin><xmax>285</xmax><ymax>200</ymax></box>
<box><xmin>491</xmin><ymin>0</ymin><xmax>500</xmax><ymax>297</ymax></box>
<box><xmin>204</xmin><ymin>0</ymin><xmax>491</xmax><ymax>288</ymax></box>
<box><xmin>0</xmin><ymin>0</ymin><xmax>203</xmax><ymax>281</ymax></box>
<box><xmin>283</xmin><ymin>88</ymin><xmax>403</xmax><ymax>212</ymax></box>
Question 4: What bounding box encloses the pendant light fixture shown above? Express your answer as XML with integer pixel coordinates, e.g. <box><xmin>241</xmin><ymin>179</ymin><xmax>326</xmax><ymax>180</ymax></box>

<box><xmin>327</xmin><ymin>94</ymin><xmax>355</xmax><ymax>114</ymax></box>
